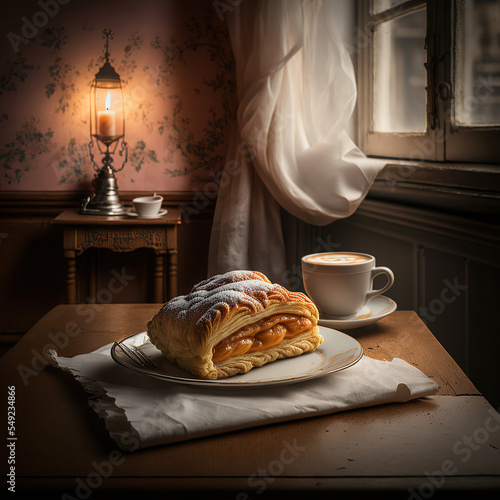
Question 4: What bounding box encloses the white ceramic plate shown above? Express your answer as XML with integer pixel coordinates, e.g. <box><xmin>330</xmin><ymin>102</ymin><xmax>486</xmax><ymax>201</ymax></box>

<box><xmin>110</xmin><ymin>326</ymin><xmax>363</xmax><ymax>389</ymax></box>
<box><xmin>318</xmin><ymin>296</ymin><xmax>397</xmax><ymax>330</ymax></box>
<box><xmin>127</xmin><ymin>208</ymin><xmax>168</xmax><ymax>219</ymax></box>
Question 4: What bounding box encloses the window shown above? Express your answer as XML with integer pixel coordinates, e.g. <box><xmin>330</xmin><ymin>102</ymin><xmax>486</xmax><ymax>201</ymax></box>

<box><xmin>357</xmin><ymin>0</ymin><xmax>500</xmax><ymax>164</ymax></box>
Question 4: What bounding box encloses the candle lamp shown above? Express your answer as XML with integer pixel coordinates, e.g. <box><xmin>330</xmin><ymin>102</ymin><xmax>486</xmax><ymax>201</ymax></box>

<box><xmin>81</xmin><ymin>29</ymin><xmax>128</xmax><ymax>215</ymax></box>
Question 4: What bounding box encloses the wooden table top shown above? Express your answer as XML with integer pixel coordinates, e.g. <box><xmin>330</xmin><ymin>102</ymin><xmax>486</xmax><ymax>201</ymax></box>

<box><xmin>51</xmin><ymin>208</ymin><xmax>182</xmax><ymax>225</ymax></box>
<box><xmin>1</xmin><ymin>305</ymin><xmax>499</xmax><ymax>499</ymax></box>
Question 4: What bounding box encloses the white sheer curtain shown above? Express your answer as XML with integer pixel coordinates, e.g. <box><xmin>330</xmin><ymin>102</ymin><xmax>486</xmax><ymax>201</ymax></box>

<box><xmin>208</xmin><ymin>0</ymin><xmax>386</xmax><ymax>283</ymax></box>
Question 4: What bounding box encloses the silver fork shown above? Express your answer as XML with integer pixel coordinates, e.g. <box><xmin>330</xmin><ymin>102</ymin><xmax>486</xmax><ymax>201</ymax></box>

<box><xmin>115</xmin><ymin>341</ymin><xmax>158</xmax><ymax>369</ymax></box>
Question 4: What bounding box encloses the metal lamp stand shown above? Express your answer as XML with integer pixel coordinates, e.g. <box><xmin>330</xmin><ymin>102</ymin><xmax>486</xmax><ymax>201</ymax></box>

<box><xmin>81</xmin><ymin>141</ymin><xmax>129</xmax><ymax>216</ymax></box>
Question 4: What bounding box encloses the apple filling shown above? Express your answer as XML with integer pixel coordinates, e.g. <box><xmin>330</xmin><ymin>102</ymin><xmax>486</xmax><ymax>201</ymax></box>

<box><xmin>212</xmin><ymin>314</ymin><xmax>314</xmax><ymax>363</ymax></box>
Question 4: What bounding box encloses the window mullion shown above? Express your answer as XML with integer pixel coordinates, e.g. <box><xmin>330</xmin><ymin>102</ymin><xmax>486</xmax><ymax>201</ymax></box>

<box><xmin>425</xmin><ymin>0</ymin><xmax>446</xmax><ymax>161</ymax></box>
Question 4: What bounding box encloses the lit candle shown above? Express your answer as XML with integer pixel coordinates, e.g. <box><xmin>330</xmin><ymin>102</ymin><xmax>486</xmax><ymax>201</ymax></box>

<box><xmin>98</xmin><ymin>91</ymin><xmax>116</xmax><ymax>139</ymax></box>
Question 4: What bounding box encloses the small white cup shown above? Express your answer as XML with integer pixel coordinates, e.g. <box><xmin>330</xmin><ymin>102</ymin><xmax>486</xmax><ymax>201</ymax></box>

<box><xmin>301</xmin><ymin>252</ymin><xmax>394</xmax><ymax>319</ymax></box>
<box><xmin>132</xmin><ymin>195</ymin><xmax>163</xmax><ymax>217</ymax></box>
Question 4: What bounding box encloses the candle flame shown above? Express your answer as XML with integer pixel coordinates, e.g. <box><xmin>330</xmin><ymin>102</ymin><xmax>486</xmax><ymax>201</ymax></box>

<box><xmin>105</xmin><ymin>91</ymin><xmax>111</xmax><ymax>111</ymax></box>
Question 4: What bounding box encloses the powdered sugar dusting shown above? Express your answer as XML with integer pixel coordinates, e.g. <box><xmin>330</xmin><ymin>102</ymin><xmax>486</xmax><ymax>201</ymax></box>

<box><xmin>191</xmin><ymin>270</ymin><xmax>269</xmax><ymax>292</ymax></box>
<box><xmin>162</xmin><ymin>270</ymin><xmax>283</xmax><ymax>326</ymax></box>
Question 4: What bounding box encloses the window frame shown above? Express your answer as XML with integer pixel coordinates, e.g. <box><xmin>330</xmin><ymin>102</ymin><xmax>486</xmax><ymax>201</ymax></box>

<box><xmin>358</xmin><ymin>0</ymin><xmax>441</xmax><ymax>160</ymax></box>
<box><xmin>357</xmin><ymin>0</ymin><xmax>500</xmax><ymax>163</ymax></box>
<box><xmin>356</xmin><ymin>0</ymin><xmax>500</xmax><ymax>219</ymax></box>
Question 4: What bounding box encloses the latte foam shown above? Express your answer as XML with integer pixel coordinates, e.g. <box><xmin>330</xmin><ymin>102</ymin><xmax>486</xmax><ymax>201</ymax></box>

<box><xmin>305</xmin><ymin>253</ymin><xmax>371</xmax><ymax>264</ymax></box>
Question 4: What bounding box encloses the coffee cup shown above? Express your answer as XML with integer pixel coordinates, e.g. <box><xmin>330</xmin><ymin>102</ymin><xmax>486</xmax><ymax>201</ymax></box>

<box><xmin>301</xmin><ymin>252</ymin><xmax>394</xmax><ymax>319</ymax></box>
<box><xmin>132</xmin><ymin>194</ymin><xmax>163</xmax><ymax>217</ymax></box>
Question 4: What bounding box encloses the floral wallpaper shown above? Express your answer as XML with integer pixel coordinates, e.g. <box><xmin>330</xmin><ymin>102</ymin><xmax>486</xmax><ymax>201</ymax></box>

<box><xmin>0</xmin><ymin>0</ymin><xmax>236</xmax><ymax>191</ymax></box>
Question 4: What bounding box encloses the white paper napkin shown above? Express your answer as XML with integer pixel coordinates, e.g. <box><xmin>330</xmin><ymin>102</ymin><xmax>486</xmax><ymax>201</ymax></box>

<box><xmin>49</xmin><ymin>342</ymin><xmax>438</xmax><ymax>451</ymax></box>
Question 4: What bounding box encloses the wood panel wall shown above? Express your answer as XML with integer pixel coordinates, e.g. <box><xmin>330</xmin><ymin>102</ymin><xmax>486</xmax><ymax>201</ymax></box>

<box><xmin>0</xmin><ymin>191</ymin><xmax>214</xmax><ymax>351</ymax></box>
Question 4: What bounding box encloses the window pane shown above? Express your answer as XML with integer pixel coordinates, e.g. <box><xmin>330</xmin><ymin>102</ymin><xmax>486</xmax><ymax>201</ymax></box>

<box><xmin>373</xmin><ymin>8</ymin><xmax>427</xmax><ymax>133</ymax></box>
<box><xmin>454</xmin><ymin>0</ymin><xmax>500</xmax><ymax>127</ymax></box>
<box><xmin>372</xmin><ymin>0</ymin><xmax>408</xmax><ymax>16</ymax></box>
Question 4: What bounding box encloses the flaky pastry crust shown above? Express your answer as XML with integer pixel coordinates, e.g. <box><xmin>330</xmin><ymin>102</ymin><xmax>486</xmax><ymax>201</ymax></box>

<box><xmin>147</xmin><ymin>270</ymin><xmax>322</xmax><ymax>379</ymax></box>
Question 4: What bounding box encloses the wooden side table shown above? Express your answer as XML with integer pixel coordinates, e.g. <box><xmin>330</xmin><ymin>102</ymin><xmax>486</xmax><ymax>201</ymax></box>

<box><xmin>52</xmin><ymin>209</ymin><xmax>181</xmax><ymax>304</ymax></box>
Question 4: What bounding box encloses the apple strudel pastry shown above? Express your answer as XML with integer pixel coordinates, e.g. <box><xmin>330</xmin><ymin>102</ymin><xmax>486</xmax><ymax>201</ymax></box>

<box><xmin>146</xmin><ymin>270</ymin><xmax>323</xmax><ymax>379</ymax></box>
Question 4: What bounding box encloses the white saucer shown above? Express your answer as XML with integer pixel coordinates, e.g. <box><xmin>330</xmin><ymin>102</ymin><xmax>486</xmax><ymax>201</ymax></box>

<box><xmin>318</xmin><ymin>296</ymin><xmax>397</xmax><ymax>330</ymax></box>
<box><xmin>127</xmin><ymin>208</ymin><xmax>168</xmax><ymax>219</ymax></box>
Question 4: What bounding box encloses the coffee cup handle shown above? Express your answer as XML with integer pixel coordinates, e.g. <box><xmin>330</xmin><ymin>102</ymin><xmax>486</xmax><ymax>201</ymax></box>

<box><xmin>365</xmin><ymin>266</ymin><xmax>394</xmax><ymax>303</ymax></box>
